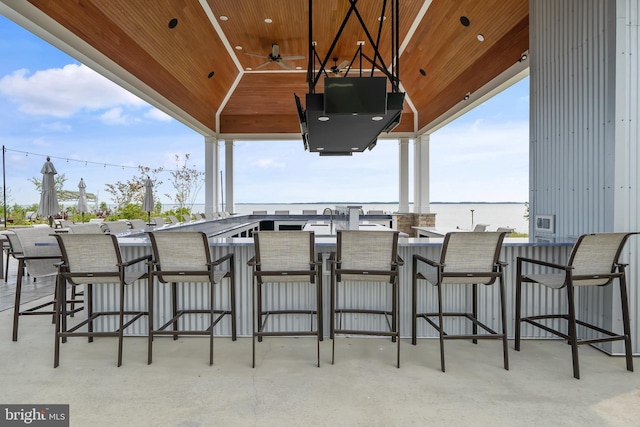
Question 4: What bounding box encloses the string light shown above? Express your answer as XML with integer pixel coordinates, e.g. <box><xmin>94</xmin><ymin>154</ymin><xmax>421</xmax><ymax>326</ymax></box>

<box><xmin>3</xmin><ymin>147</ymin><xmax>186</xmax><ymax>174</ymax></box>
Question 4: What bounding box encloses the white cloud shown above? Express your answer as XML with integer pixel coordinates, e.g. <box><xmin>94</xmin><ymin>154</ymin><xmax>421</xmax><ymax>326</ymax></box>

<box><xmin>0</xmin><ymin>64</ymin><xmax>146</xmax><ymax>117</ymax></box>
<box><xmin>99</xmin><ymin>107</ymin><xmax>132</xmax><ymax>125</ymax></box>
<box><xmin>144</xmin><ymin>108</ymin><xmax>172</xmax><ymax>122</ymax></box>
<box><xmin>252</xmin><ymin>158</ymin><xmax>286</xmax><ymax>169</ymax></box>
<box><xmin>39</xmin><ymin>121</ymin><xmax>72</xmax><ymax>132</ymax></box>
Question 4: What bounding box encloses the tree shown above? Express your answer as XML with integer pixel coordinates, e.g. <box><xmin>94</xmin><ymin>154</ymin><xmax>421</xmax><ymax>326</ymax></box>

<box><xmin>30</xmin><ymin>172</ymin><xmax>67</xmax><ymax>193</ymax></box>
<box><xmin>165</xmin><ymin>154</ymin><xmax>204</xmax><ymax>212</ymax></box>
<box><xmin>104</xmin><ymin>165</ymin><xmax>163</xmax><ymax>208</ymax></box>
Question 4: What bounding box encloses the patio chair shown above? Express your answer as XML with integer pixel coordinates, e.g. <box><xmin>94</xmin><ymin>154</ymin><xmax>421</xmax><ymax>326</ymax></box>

<box><xmin>367</xmin><ymin>209</ymin><xmax>384</xmax><ymax>215</ymax></box>
<box><xmin>167</xmin><ymin>215</ymin><xmax>181</xmax><ymax>225</ymax></box>
<box><xmin>147</xmin><ymin>231</ymin><xmax>236</xmax><ymax>365</ymax></box>
<box><xmin>274</xmin><ymin>210</ymin><xmax>289</xmax><ymax>215</ymax></box>
<box><xmin>302</xmin><ymin>209</ymin><xmax>317</xmax><ymax>215</ymax></box>
<box><xmin>151</xmin><ymin>217</ymin><xmax>166</xmax><ymax>228</ymax></box>
<box><xmin>472</xmin><ymin>224</ymin><xmax>489</xmax><ymax>232</ymax></box>
<box><xmin>10</xmin><ymin>227</ymin><xmax>80</xmax><ymax>341</ymax></box>
<box><xmin>68</xmin><ymin>223</ymin><xmax>104</xmax><ymax>234</ymax></box>
<box><xmin>412</xmin><ymin>232</ymin><xmax>509</xmax><ymax>372</ymax></box>
<box><xmin>182</xmin><ymin>214</ymin><xmax>192</xmax><ymax>223</ymax></box>
<box><xmin>101</xmin><ymin>221</ymin><xmax>130</xmax><ymax>235</ymax></box>
<box><xmin>515</xmin><ymin>232</ymin><xmax>637</xmax><ymax>379</ymax></box>
<box><xmin>128</xmin><ymin>219</ymin><xmax>147</xmax><ymax>231</ymax></box>
<box><xmin>248</xmin><ymin>231</ymin><xmax>322</xmax><ymax>367</ymax></box>
<box><xmin>252</xmin><ymin>210</ymin><xmax>267</xmax><ymax>215</ymax></box>
<box><xmin>53</xmin><ymin>233</ymin><xmax>150</xmax><ymax>367</ymax></box>
<box><xmin>330</xmin><ymin>230</ymin><xmax>402</xmax><ymax>367</ymax></box>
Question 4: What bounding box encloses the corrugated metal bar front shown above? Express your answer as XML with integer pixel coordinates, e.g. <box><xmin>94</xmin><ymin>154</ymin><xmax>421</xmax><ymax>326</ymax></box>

<box><xmin>87</xmin><ymin>241</ymin><xmax>640</xmax><ymax>355</ymax></box>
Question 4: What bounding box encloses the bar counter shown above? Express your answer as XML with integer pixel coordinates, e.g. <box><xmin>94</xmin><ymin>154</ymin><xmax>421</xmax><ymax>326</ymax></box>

<box><xmin>95</xmin><ymin>234</ymin><xmax>614</xmax><ymax>350</ymax></box>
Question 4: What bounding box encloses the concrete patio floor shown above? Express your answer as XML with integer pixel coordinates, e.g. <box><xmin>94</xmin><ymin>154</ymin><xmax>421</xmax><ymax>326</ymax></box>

<box><xmin>1</xmin><ymin>258</ymin><xmax>639</xmax><ymax>426</ymax></box>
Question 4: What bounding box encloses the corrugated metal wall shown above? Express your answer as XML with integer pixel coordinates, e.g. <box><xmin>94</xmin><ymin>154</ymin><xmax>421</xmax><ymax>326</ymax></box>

<box><xmin>530</xmin><ymin>0</ymin><xmax>640</xmax><ymax>354</ymax></box>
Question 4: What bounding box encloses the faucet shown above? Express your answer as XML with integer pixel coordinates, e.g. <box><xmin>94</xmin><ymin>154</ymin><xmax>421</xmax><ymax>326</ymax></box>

<box><xmin>323</xmin><ymin>208</ymin><xmax>334</xmax><ymax>231</ymax></box>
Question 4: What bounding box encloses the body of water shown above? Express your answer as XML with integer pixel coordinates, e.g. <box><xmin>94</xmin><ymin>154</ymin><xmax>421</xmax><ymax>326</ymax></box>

<box><xmin>184</xmin><ymin>202</ymin><xmax>530</xmax><ymax>234</ymax></box>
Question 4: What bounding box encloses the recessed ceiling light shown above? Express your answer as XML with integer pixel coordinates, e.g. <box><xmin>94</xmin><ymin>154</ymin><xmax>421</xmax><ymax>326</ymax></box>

<box><xmin>207</xmin><ymin>71</ymin><xmax>215</xmax><ymax>78</ymax></box>
<box><xmin>235</xmin><ymin>45</ymin><xmax>243</xmax><ymax>50</ymax></box>
<box><xmin>317</xmin><ymin>147</ymin><xmax>325</xmax><ymax>151</ymax></box>
<box><xmin>378</xmin><ymin>16</ymin><xmax>386</xmax><ymax>21</ymax></box>
<box><xmin>372</xmin><ymin>116</ymin><xmax>383</xmax><ymax>121</ymax></box>
<box><xmin>219</xmin><ymin>16</ymin><xmax>228</xmax><ymax>21</ymax></box>
<box><xmin>351</xmin><ymin>147</ymin><xmax>359</xmax><ymax>151</ymax></box>
<box><xmin>352</xmin><ymin>112</ymin><xmax>358</xmax><ymax>116</ymax></box>
<box><xmin>264</xmin><ymin>18</ymin><xmax>273</xmax><ymax>24</ymax></box>
<box><xmin>318</xmin><ymin>116</ymin><xmax>329</xmax><ymax>122</ymax></box>
<box><xmin>419</xmin><ymin>68</ymin><xmax>426</xmax><ymax>76</ymax></box>
<box><xmin>477</xmin><ymin>34</ymin><xmax>485</xmax><ymax>42</ymax></box>
<box><xmin>245</xmin><ymin>67</ymin><xmax>252</xmax><ymax>71</ymax></box>
<box><xmin>295</xmin><ymin>66</ymin><xmax>302</xmax><ymax>70</ymax></box>
<box><xmin>460</xmin><ymin>16</ymin><xmax>470</xmax><ymax>27</ymax></box>
<box><xmin>168</xmin><ymin>18</ymin><xmax>178</xmax><ymax>29</ymax></box>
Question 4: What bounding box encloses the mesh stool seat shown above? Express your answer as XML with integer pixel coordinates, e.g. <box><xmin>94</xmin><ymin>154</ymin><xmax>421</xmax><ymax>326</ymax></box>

<box><xmin>330</xmin><ymin>230</ymin><xmax>402</xmax><ymax>367</ymax></box>
<box><xmin>53</xmin><ymin>233</ymin><xmax>150</xmax><ymax>367</ymax></box>
<box><xmin>515</xmin><ymin>232</ymin><xmax>637</xmax><ymax>379</ymax></box>
<box><xmin>412</xmin><ymin>232</ymin><xmax>509</xmax><ymax>372</ymax></box>
<box><xmin>248</xmin><ymin>231</ymin><xmax>322</xmax><ymax>367</ymax></box>
<box><xmin>147</xmin><ymin>231</ymin><xmax>236</xmax><ymax>365</ymax></box>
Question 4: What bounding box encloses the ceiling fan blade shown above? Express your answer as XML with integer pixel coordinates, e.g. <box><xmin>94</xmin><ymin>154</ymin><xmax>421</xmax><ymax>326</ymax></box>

<box><xmin>337</xmin><ymin>60</ymin><xmax>350</xmax><ymax>70</ymax></box>
<box><xmin>245</xmin><ymin>53</ymin><xmax>269</xmax><ymax>59</ymax></box>
<box><xmin>255</xmin><ymin>61</ymin><xmax>271</xmax><ymax>70</ymax></box>
<box><xmin>281</xmin><ymin>55</ymin><xmax>305</xmax><ymax>61</ymax></box>
<box><xmin>276</xmin><ymin>60</ymin><xmax>291</xmax><ymax>70</ymax></box>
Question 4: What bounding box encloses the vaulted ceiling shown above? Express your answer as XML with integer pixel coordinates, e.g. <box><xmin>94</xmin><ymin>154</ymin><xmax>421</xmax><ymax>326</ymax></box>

<box><xmin>1</xmin><ymin>0</ymin><xmax>529</xmax><ymax>138</ymax></box>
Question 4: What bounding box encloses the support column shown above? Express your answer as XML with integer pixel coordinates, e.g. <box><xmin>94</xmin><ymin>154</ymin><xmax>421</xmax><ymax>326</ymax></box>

<box><xmin>414</xmin><ymin>135</ymin><xmax>430</xmax><ymax>214</ymax></box>
<box><xmin>398</xmin><ymin>138</ymin><xmax>410</xmax><ymax>213</ymax></box>
<box><xmin>204</xmin><ymin>136</ymin><xmax>220</xmax><ymax>214</ymax></box>
<box><xmin>224</xmin><ymin>140</ymin><xmax>234</xmax><ymax>214</ymax></box>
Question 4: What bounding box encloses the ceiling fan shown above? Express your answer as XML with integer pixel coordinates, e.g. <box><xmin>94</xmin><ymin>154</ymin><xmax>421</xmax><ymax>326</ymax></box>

<box><xmin>330</xmin><ymin>57</ymin><xmax>350</xmax><ymax>75</ymax></box>
<box><xmin>245</xmin><ymin>44</ymin><xmax>304</xmax><ymax>70</ymax></box>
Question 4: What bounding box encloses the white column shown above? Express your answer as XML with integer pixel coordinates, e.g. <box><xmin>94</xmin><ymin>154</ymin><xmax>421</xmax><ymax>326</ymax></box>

<box><xmin>204</xmin><ymin>136</ymin><xmax>220</xmax><ymax>214</ymax></box>
<box><xmin>413</xmin><ymin>134</ymin><xmax>430</xmax><ymax>214</ymax></box>
<box><xmin>398</xmin><ymin>138</ymin><xmax>410</xmax><ymax>213</ymax></box>
<box><xmin>224</xmin><ymin>140</ymin><xmax>234</xmax><ymax>214</ymax></box>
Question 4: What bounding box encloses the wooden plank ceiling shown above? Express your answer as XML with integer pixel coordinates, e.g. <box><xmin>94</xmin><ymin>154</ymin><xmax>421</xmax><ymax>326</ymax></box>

<box><xmin>26</xmin><ymin>0</ymin><xmax>529</xmax><ymax>137</ymax></box>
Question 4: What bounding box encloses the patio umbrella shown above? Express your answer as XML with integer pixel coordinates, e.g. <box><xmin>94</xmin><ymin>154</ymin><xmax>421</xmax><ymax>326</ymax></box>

<box><xmin>77</xmin><ymin>178</ymin><xmax>90</xmax><ymax>223</ymax></box>
<box><xmin>142</xmin><ymin>177</ymin><xmax>154</xmax><ymax>225</ymax></box>
<box><xmin>36</xmin><ymin>156</ymin><xmax>60</xmax><ymax>227</ymax></box>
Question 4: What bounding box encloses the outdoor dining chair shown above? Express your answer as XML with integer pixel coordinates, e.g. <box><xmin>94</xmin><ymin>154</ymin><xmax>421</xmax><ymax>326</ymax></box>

<box><xmin>68</xmin><ymin>223</ymin><xmax>104</xmax><ymax>234</ymax></box>
<box><xmin>53</xmin><ymin>233</ymin><xmax>150</xmax><ymax>367</ymax></box>
<box><xmin>515</xmin><ymin>232</ymin><xmax>637</xmax><ymax>379</ymax></box>
<box><xmin>101</xmin><ymin>221</ymin><xmax>130</xmax><ymax>235</ymax></box>
<box><xmin>9</xmin><ymin>227</ymin><xmax>80</xmax><ymax>341</ymax></box>
<box><xmin>147</xmin><ymin>231</ymin><xmax>236</xmax><ymax>365</ymax></box>
<box><xmin>182</xmin><ymin>214</ymin><xmax>192</xmax><ymax>223</ymax></box>
<box><xmin>128</xmin><ymin>219</ymin><xmax>147</xmax><ymax>231</ymax></box>
<box><xmin>248</xmin><ymin>231</ymin><xmax>322</xmax><ymax>367</ymax></box>
<box><xmin>330</xmin><ymin>230</ymin><xmax>402</xmax><ymax>367</ymax></box>
<box><xmin>167</xmin><ymin>215</ymin><xmax>181</xmax><ymax>225</ymax></box>
<box><xmin>151</xmin><ymin>217</ymin><xmax>166</xmax><ymax>228</ymax></box>
<box><xmin>412</xmin><ymin>231</ymin><xmax>509</xmax><ymax>372</ymax></box>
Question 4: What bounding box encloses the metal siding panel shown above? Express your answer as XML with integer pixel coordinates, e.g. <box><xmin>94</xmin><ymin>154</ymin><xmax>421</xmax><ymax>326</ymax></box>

<box><xmin>531</xmin><ymin>0</ymin><xmax>640</xmax><ymax>354</ymax></box>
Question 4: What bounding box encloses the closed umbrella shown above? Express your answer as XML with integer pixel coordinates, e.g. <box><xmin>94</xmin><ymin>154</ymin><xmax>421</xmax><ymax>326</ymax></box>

<box><xmin>142</xmin><ymin>177</ymin><xmax>154</xmax><ymax>225</ymax></box>
<box><xmin>36</xmin><ymin>156</ymin><xmax>60</xmax><ymax>227</ymax></box>
<box><xmin>77</xmin><ymin>178</ymin><xmax>90</xmax><ymax>223</ymax></box>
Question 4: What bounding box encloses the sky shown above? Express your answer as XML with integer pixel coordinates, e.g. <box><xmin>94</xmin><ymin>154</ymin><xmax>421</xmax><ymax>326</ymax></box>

<box><xmin>0</xmin><ymin>14</ymin><xmax>529</xmax><ymax>208</ymax></box>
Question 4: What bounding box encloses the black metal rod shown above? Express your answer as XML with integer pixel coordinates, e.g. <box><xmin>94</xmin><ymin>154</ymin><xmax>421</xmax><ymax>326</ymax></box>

<box><xmin>2</xmin><ymin>145</ymin><xmax>6</xmax><ymax>228</ymax></box>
